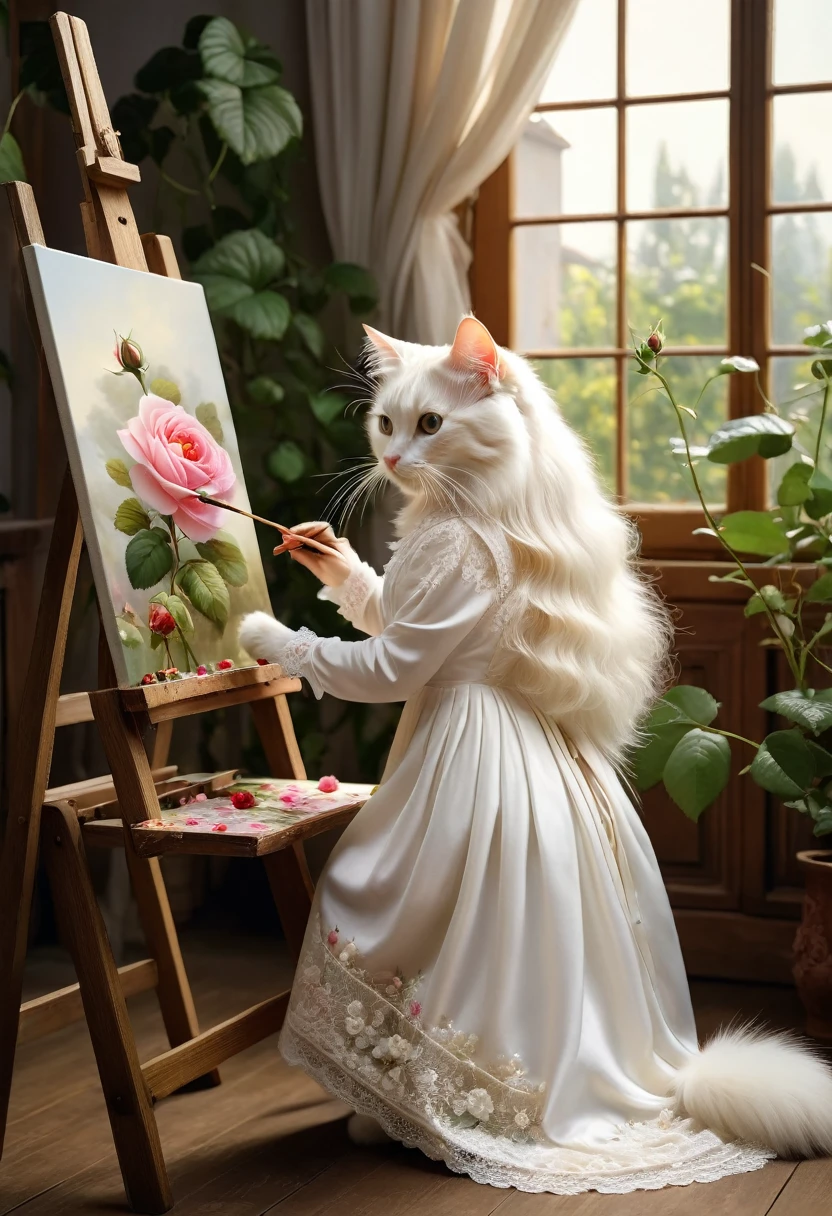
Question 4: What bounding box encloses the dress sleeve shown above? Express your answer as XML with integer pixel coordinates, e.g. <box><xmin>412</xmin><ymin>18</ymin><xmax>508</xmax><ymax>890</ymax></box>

<box><xmin>274</xmin><ymin>521</ymin><xmax>497</xmax><ymax>703</ymax></box>
<box><xmin>317</xmin><ymin>556</ymin><xmax>385</xmax><ymax>636</ymax></box>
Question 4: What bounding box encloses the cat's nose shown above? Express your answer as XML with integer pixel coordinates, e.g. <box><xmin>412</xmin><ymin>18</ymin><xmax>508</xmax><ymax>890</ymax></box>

<box><xmin>384</xmin><ymin>454</ymin><xmax>401</xmax><ymax>470</ymax></box>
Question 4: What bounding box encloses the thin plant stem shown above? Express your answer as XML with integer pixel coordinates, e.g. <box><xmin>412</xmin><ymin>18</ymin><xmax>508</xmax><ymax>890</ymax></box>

<box><xmin>814</xmin><ymin>376</ymin><xmax>831</xmax><ymax>472</ymax></box>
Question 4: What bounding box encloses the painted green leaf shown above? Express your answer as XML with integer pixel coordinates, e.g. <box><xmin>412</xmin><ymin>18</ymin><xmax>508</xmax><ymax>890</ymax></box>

<box><xmin>248</xmin><ymin>376</ymin><xmax>284</xmax><ymax>406</ymax></box>
<box><xmin>198</xmin><ymin>78</ymin><xmax>301</xmax><ymax>165</ymax></box>
<box><xmin>717</xmin><ymin>511</ymin><xmax>789</xmax><ymax>557</ymax></box>
<box><xmin>114</xmin><ymin>497</ymin><xmax>152</xmax><ymax>536</ymax></box>
<box><xmin>750</xmin><ymin>729</ymin><xmax>815</xmax><ymax>799</ymax></box>
<box><xmin>195</xmin><ymin>533</ymin><xmax>248</xmax><ymax>586</ymax></box>
<box><xmin>195</xmin><ymin>402</ymin><xmax>224</xmax><ymax>443</ymax></box>
<box><xmin>706</xmin><ymin>414</ymin><xmax>793</xmax><ymax>464</ymax></box>
<box><xmin>759</xmin><ymin>689</ymin><xmax>832</xmax><ymax>736</ymax></box>
<box><xmin>125</xmin><ymin>528</ymin><xmax>173</xmax><ymax>589</ymax></box>
<box><xmin>198</xmin><ymin>16</ymin><xmax>281</xmax><ymax>88</ymax></box>
<box><xmin>0</xmin><ymin>132</ymin><xmax>26</xmax><ymax>184</ymax></box>
<box><xmin>116</xmin><ymin>616</ymin><xmax>143</xmax><ymax>648</ymax></box>
<box><xmin>163</xmin><ymin>593</ymin><xmax>194</xmax><ymax>634</ymax></box>
<box><xmin>177</xmin><ymin>560</ymin><xmax>230</xmax><ymax>629</ymax></box>
<box><xmin>149</xmin><ymin>377</ymin><xmax>181</xmax><ymax>404</ymax></box>
<box><xmin>106</xmin><ymin>458</ymin><xmax>132</xmax><ymax>488</ymax></box>
<box><xmin>777</xmin><ymin>462</ymin><xmax>814</xmax><ymax>507</ymax></box>
<box><xmin>309</xmin><ymin>390</ymin><xmax>347</xmax><ymax>426</ymax></box>
<box><xmin>662</xmin><ymin>729</ymin><xmax>731</xmax><ymax>820</ymax></box>
<box><xmin>267</xmin><ymin>441</ymin><xmax>305</xmax><ymax>483</ymax></box>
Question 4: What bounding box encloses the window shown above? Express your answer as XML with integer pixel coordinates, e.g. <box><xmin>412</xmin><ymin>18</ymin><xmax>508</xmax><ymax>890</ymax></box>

<box><xmin>472</xmin><ymin>0</ymin><xmax>832</xmax><ymax>555</ymax></box>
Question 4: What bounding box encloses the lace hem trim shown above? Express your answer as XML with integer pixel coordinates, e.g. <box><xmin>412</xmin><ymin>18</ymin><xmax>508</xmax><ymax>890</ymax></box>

<box><xmin>275</xmin><ymin>625</ymin><xmax>324</xmax><ymax>699</ymax></box>
<box><xmin>279</xmin><ymin>1026</ymin><xmax>773</xmax><ymax>1195</ymax></box>
<box><xmin>318</xmin><ymin>562</ymin><xmax>378</xmax><ymax>625</ymax></box>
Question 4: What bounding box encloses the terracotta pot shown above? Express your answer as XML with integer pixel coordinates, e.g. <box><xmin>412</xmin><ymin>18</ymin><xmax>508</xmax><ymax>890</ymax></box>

<box><xmin>794</xmin><ymin>850</ymin><xmax>832</xmax><ymax>1045</ymax></box>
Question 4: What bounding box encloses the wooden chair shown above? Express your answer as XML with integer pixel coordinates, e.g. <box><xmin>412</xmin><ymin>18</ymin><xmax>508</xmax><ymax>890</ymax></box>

<box><xmin>0</xmin><ymin>14</ymin><xmax>372</xmax><ymax>1213</ymax></box>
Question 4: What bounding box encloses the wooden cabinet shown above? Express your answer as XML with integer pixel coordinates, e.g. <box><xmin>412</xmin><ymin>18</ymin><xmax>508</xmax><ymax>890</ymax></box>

<box><xmin>644</xmin><ymin>561</ymin><xmax>818</xmax><ymax>984</ymax></box>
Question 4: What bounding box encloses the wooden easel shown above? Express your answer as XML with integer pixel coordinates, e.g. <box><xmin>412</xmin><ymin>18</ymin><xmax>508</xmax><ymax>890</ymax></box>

<box><xmin>0</xmin><ymin>14</ymin><xmax>369</xmax><ymax>1213</ymax></box>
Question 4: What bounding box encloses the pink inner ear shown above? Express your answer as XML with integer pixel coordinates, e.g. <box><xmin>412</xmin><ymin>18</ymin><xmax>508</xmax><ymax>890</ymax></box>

<box><xmin>449</xmin><ymin>316</ymin><xmax>501</xmax><ymax>380</ymax></box>
<box><xmin>362</xmin><ymin>324</ymin><xmax>401</xmax><ymax>366</ymax></box>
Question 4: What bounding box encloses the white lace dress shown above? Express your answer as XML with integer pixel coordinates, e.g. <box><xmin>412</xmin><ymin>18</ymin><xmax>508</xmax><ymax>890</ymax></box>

<box><xmin>273</xmin><ymin>515</ymin><xmax>772</xmax><ymax>1194</ymax></box>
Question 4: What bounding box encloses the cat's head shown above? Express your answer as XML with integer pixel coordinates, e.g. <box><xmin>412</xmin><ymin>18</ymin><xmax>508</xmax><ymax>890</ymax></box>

<box><xmin>362</xmin><ymin>317</ymin><xmax>531</xmax><ymax>515</ymax></box>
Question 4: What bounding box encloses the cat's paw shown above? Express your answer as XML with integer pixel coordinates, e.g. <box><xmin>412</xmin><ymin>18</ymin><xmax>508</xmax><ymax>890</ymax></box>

<box><xmin>238</xmin><ymin>611</ymin><xmax>294</xmax><ymax>663</ymax></box>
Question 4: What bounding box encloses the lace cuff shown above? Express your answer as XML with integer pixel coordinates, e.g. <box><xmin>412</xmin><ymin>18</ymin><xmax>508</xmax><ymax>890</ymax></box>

<box><xmin>275</xmin><ymin>625</ymin><xmax>324</xmax><ymax>699</ymax></box>
<box><xmin>317</xmin><ymin>561</ymin><xmax>378</xmax><ymax>625</ymax></box>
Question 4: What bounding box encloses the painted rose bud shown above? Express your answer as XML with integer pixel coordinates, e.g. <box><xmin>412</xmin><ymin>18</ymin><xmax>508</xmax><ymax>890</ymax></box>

<box><xmin>148</xmin><ymin>603</ymin><xmax>177</xmax><ymax>637</ymax></box>
<box><xmin>318</xmin><ymin>775</ymin><xmax>339</xmax><ymax>793</ymax></box>
<box><xmin>114</xmin><ymin>334</ymin><xmax>145</xmax><ymax>372</ymax></box>
<box><xmin>217</xmin><ymin>659</ymin><xmax>233</xmax><ymax>670</ymax></box>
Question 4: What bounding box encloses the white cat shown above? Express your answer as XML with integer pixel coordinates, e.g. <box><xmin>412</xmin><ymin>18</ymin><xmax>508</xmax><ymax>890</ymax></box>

<box><xmin>240</xmin><ymin>318</ymin><xmax>832</xmax><ymax>1191</ymax></box>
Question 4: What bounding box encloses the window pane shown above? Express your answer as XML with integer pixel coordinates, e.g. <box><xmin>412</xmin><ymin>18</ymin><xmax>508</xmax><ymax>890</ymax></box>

<box><xmin>772</xmin><ymin>94</ymin><xmax>832</xmax><ymax>204</ymax></box>
<box><xmin>627</xmin><ymin>356</ymin><xmax>728</xmax><ymax>505</ymax></box>
<box><xmin>627</xmin><ymin>101</ymin><xmax>728</xmax><ymax>211</ymax></box>
<box><xmin>538</xmin><ymin>0</ymin><xmax>616</xmax><ymax>104</ymax></box>
<box><xmin>513</xmin><ymin>223</ymin><xmax>617</xmax><ymax>351</ymax></box>
<box><xmin>771</xmin><ymin>212</ymin><xmax>832</xmax><ymax>345</ymax></box>
<box><xmin>626</xmin><ymin>0</ymin><xmax>729</xmax><ymax>97</ymax></box>
<box><xmin>768</xmin><ymin>357</ymin><xmax>828</xmax><ymax>503</ymax></box>
<box><xmin>533</xmin><ymin>359</ymin><xmax>616</xmax><ymax>494</ymax></box>
<box><xmin>514</xmin><ymin>110</ymin><xmax>617</xmax><ymax>218</ymax></box>
<box><xmin>626</xmin><ymin>217</ymin><xmax>728</xmax><ymax>346</ymax></box>
<box><xmin>773</xmin><ymin>0</ymin><xmax>832</xmax><ymax>86</ymax></box>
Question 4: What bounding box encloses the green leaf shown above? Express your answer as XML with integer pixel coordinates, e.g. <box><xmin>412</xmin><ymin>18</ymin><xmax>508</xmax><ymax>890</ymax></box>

<box><xmin>149</xmin><ymin>377</ymin><xmax>181</xmax><ymax>405</ymax></box>
<box><xmin>744</xmin><ymin>584</ymin><xmax>788</xmax><ymax>617</ymax></box>
<box><xmin>663</xmin><ymin>729</ymin><xmax>731</xmax><ymax>820</ymax></box>
<box><xmin>114</xmin><ymin>497</ymin><xmax>152</xmax><ymax>536</ymax></box>
<box><xmin>777</xmin><ymin>461</ymin><xmax>814</xmax><ymax>507</ymax></box>
<box><xmin>163</xmin><ymin>593</ymin><xmax>194</xmax><ymax>634</ymax></box>
<box><xmin>750</xmin><ymin>729</ymin><xmax>815</xmax><ymax>798</ymax></box>
<box><xmin>248</xmin><ymin>376</ymin><xmax>284</xmax><ymax>405</ymax></box>
<box><xmin>324</xmin><ymin>262</ymin><xmax>378</xmax><ymax>312</ymax></box>
<box><xmin>292</xmin><ymin>312</ymin><xmax>325</xmax><ymax>359</ymax></box>
<box><xmin>192</xmin><ymin>230</ymin><xmax>291</xmax><ymax>339</ymax></box>
<box><xmin>759</xmin><ymin>688</ymin><xmax>832</xmax><ymax>735</ymax></box>
<box><xmin>808</xmin><ymin>739</ymin><xmax>832</xmax><ymax>777</ymax></box>
<box><xmin>195</xmin><ymin>533</ymin><xmax>248</xmax><ymax>586</ymax></box>
<box><xmin>198</xmin><ymin>79</ymin><xmax>301</xmax><ymax>165</ymax></box>
<box><xmin>804</xmin><ymin>322</ymin><xmax>832</xmax><ymax>350</ymax></box>
<box><xmin>805</xmin><ymin>469</ymin><xmax>832</xmax><ymax>520</ymax></box>
<box><xmin>662</xmin><ymin>685</ymin><xmax>720</xmax><ymax>725</ymax></box>
<box><xmin>198</xmin><ymin>16</ymin><xmax>281</xmax><ymax>88</ymax></box>
<box><xmin>706</xmin><ymin>414</ymin><xmax>793</xmax><ymax>464</ymax></box>
<box><xmin>195</xmin><ymin>402</ymin><xmax>223</xmax><ymax>443</ymax></box>
<box><xmin>267</xmin><ymin>441</ymin><xmax>305</xmax><ymax>483</ymax></box>
<box><xmin>633</xmin><ymin>721</ymin><xmax>695</xmax><ymax>790</ymax></box>
<box><xmin>717</xmin><ymin>511</ymin><xmax>789</xmax><ymax>557</ymax></box>
<box><xmin>309</xmin><ymin>390</ymin><xmax>347</xmax><ymax>426</ymax></box>
<box><xmin>806</xmin><ymin>572</ymin><xmax>832</xmax><ymax>603</ymax></box>
<box><xmin>177</xmin><ymin>560</ymin><xmax>230</xmax><ymax>629</ymax></box>
<box><xmin>116</xmin><ymin>615</ymin><xmax>143</xmax><ymax>649</ymax></box>
<box><xmin>125</xmin><ymin>528</ymin><xmax>173</xmax><ymax>589</ymax></box>
<box><xmin>106</xmin><ymin>458</ymin><xmax>132</xmax><ymax>488</ymax></box>
<box><xmin>0</xmin><ymin>132</ymin><xmax>26</xmax><ymax>184</ymax></box>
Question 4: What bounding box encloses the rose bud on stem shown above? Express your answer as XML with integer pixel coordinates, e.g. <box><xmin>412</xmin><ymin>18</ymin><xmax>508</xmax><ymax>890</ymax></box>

<box><xmin>112</xmin><ymin>331</ymin><xmax>148</xmax><ymax>392</ymax></box>
<box><xmin>148</xmin><ymin>602</ymin><xmax>177</xmax><ymax>669</ymax></box>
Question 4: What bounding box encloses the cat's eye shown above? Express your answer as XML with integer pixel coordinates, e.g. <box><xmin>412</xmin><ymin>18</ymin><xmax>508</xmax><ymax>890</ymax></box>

<box><xmin>378</xmin><ymin>415</ymin><xmax>393</xmax><ymax>435</ymax></box>
<box><xmin>419</xmin><ymin>413</ymin><xmax>443</xmax><ymax>435</ymax></box>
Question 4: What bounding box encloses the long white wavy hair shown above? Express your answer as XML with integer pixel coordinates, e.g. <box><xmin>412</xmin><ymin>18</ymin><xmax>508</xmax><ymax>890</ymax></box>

<box><xmin>355</xmin><ymin>316</ymin><xmax>671</xmax><ymax>759</ymax></box>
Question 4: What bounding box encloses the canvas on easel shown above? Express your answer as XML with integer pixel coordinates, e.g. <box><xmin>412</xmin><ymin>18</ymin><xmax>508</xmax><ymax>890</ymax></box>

<box><xmin>23</xmin><ymin>245</ymin><xmax>274</xmax><ymax>686</ymax></box>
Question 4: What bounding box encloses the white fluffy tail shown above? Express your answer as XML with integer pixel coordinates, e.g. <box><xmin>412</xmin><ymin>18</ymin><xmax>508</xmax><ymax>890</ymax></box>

<box><xmin>672</xmin><ymin>1025</ymin><xmax>832</xmax><ymax>1157</ymax></box>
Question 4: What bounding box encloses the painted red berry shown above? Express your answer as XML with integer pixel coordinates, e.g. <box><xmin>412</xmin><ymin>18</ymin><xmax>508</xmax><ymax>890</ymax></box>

<box><xmin>212</xmin><ymin>823</ymin><xmax>228</xmax><ymax>832</ymax></box>
<box><xmin>231</xmin><ymin>790</ymin><xmax>257</xmax><ymax>810</ymax></box>
<box><xmin>141</xmin><ymin>673</ymin><xmax>156</xmax><ymax>685</ymax></box>
<box><xmin>257</xmin><ymin>658</ymin><xmax>269</xmax><ymax>666</ymax></box>
<box><xmin>217</xmin><ymin>658</ymin><xmax>233</xmax><ymax>670</ymax></box>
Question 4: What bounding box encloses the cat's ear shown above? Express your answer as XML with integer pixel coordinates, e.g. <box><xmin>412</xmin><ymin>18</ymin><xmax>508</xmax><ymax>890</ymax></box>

<box><xmin>362</xmin><ymin>324</ymin><xmax>403</xmax><ymax>375</ymax></box>
<box><xmin>448</xmin><ymin>316</ymin><xmax>502</xmax><ymax>386</ymax></box>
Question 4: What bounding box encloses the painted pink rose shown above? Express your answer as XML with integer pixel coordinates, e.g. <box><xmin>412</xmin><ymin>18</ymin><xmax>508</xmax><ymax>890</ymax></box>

<box><xmin>409</xmin><ymin>1000</ymin><xmax>421</xmax><ymax>1018</ymax></box>
<box><xmin>117</xmin><ymin>394</ymin><xmax>235</xmax><ymax>543</ymax></box>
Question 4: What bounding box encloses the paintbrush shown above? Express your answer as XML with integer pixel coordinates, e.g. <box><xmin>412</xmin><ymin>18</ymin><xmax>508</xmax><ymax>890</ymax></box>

<box><xmin>195</xmin><ymin>494</ymin><xmax>336</xmax><ymax>555</ymax></box>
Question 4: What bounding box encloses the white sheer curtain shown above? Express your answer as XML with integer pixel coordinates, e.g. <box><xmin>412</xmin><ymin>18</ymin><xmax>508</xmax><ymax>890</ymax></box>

<box><xmin>305</xmin><ymin>0</ymin><xmax>578</xmax><ymax>343</ymax></box>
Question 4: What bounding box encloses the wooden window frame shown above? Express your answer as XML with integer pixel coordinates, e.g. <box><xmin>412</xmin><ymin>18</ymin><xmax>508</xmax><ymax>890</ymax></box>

<box><xmin>472</xmin><ymin>0</ymin><xmax>832</xmax><ymax>559</ymax></box>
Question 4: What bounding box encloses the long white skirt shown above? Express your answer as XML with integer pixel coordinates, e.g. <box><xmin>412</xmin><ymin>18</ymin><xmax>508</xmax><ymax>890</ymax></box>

<box><xmin>280</xmin><ymin>683</ymin><xmax>771</xmax><ymax>1193</ymax></box>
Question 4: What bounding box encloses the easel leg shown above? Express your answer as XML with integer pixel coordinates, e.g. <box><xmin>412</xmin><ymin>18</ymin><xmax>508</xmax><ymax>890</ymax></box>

<box><xmin>0</xmin><ymin>472</ymin><xmax>82</xmax><ymax>1154</ymax></box>
<box><xmin>92</xmin><ymin>690</ymin><xmax>219</xmax><ymax>1088</ymax></box>
<box><xmin>263</xmin><ymin>844</ymin><xmax>315</xmax><ymax>963</ymax></box>
<box><xmin>41</xmin><ymin>803</ymin><xmax>172</xmax><ymax>1215</ymax></box>
<box><xmin>127</xmin><ymin>854</ymin><xmax>220</xmax><ymax>1089</ymax></box>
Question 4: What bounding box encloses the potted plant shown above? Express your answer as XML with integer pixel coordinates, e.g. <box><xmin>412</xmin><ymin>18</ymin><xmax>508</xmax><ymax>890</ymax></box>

<box><xmin>630</xmin><ymin>323</ymin><xmax>832</xmax><ymax>1041</ymax></box>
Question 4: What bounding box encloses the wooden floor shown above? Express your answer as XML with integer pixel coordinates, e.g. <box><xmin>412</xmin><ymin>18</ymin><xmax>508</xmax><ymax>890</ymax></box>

<box><xmin>2</xmin><ymin>933</ymin><xmax>831</xmax><ymax>1216</ymax></box>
